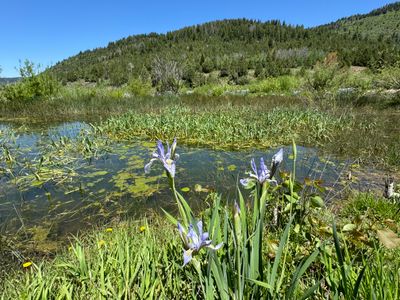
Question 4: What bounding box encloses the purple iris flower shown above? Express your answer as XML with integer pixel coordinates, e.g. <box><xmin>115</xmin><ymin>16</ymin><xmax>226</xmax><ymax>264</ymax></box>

<box><xmin>177</xmin><ymin>220</ymin><xmax>223</xmax><ymax>266</ymax></box>
<box><xmin>144</xmin><ymin>138</ymin><xmax>179</xmax><ymax>177</ymax></box>
<box><xmin>240</xmin><ymin>148</ymin><xmax>283</xmax><ymax>187</ymax></box>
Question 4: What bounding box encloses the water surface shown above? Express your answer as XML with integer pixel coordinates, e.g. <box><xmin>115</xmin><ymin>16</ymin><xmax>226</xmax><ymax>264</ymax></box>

<box><xmin>0</xmin><ymin>121</ymin><xmax>382</xmax><ymax>247</ymax></box>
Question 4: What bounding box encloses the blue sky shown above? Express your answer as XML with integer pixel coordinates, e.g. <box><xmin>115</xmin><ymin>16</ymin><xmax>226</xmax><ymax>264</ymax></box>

<box><xmin>0</xmin><ymin>0</ymin><xmax>397</xmax><ymax>77</ymax></box>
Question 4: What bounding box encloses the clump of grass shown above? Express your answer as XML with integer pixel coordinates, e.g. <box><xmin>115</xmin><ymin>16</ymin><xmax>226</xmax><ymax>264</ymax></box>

<box><xmin>248</xmin><ymin>75</ymin><xmax>301</xmax><ymax>95</ymax></box>
<box><xmin>192</xmin><ymin>83</ymin><xmax>231</xmax><ymax>96</ymax></box>
<box><xmin>340</xmin><ymin>192</ymin><xmax>400</xmax><ymax>223</ymax></box>
<box><xmin>98</xmin><ymin>105</ymin><xmax>353</xmax><ymax>149</ymax></box>
<box><xmin>1</xmin><ymin>219</ymin><xmax>197</xmax><ymax>299</ymax></box>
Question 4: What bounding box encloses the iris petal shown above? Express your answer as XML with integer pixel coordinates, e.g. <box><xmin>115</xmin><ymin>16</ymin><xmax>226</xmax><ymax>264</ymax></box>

<box><xmin>144</xmin><ymin>158</ymin><xmax>156</xmax><ymax>174</ymax></box>
<box><xmin>156</xmin><ymin>140</ymin><xmax>165</xmax><ymax>159</ymax></box>
<box><xmin>201</xmin><ymin>232</ymin><xmax>209</xmax><ymax>241</ymax></box>
<box><xmin>251</xmin><ymin>158</ymin><xmax>258</xmax><ymax>176</ymax></box>
<box><xmin>240</xmin><ymin>178</ymin><xmax>251</xmax><ymax>186</ymax></box>
<box><xmin>183</xmin><ymin>249</ymin><xmax>193</xmax><ymax>266</ymax></box>
<box><xmin>197</xmin><ymin>220</ymin><xmax>203</xmax><ymax>236</ymax></box>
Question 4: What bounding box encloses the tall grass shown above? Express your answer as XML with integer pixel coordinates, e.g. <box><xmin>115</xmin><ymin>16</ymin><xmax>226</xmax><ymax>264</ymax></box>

<box><xmin>98</xmin><ymin>105</ymin><xmax>353</xmax><ymax>149</ymax></box>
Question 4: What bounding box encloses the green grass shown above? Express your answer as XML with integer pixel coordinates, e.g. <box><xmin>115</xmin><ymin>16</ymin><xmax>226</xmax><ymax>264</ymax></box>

<box><xmin>1</xmin><ymin>190</ymin><xmax>399</xmax><ymax>299</ymax></box>
<box><xmin>94</xmin><ymin>97</ymin><xmax>399</xmax><ymax>169</ymax></box>
<box><xmin>1</xmin><ymin>219</ymin><xmax>196</xmax><ymax>299</ymax></box>
<box><xmin>98</xmin><ymin>104</ymin><xmax>352</xmax><ymax>149</ymax></box>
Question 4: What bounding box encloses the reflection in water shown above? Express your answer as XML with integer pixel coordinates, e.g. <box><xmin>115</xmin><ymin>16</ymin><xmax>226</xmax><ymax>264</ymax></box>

<box><xmin>0</xmin><ymin>121</ymin><xmax>381</xmax><ymax>244</ymax></box>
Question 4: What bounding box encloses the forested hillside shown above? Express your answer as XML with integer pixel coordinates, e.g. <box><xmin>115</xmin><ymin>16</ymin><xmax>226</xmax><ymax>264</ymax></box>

<box><xmin>48</xmin><ymin>3</ymin><xmax>400</xmax><ymax>86</ymax></box>
<box><xmin>320</xmin><ymin>2</ymin><xmax>400</xmax><ymax>42</ymax></box>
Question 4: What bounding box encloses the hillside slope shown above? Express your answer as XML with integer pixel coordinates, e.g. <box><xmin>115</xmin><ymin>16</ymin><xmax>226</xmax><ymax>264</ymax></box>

<box><xmin>48</xmin><ymin>4</ymin><xmax>400</xmax><ymax>85</ymax></box>
<box><xmin>320</xmin><ymin>2</ymin><xmax>400</xmax><ymax>42</ymax></box>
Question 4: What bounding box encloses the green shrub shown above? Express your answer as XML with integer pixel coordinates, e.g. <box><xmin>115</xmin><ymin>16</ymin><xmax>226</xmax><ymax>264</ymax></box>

<box><xmin>374</xmin><ymin>63</ymin><xmax>400</xmax><ymax>89</ymax></box>
<box><xmin>248</xmin><ymin>76</ymin><xmax>300</xmax><ymax>94</ymax></box>
<box><xmin>193</xmin><ymin>83</ymin><xmax>229</xmax><ymax>96</ymax></box>
<box><xmin>305</xmin><ymin>62</ymin><xmax>340</xmax><ymax>93</ymax></box>
<box><xmin>2</xmin><ymin>60</ymin><xmax>60</xmax><ymax>102</ymax></box>
<box><xmin>338</xmin><ymin>70</ymin><xmax>373</xmax><ymax>91</ymax></box>
<box><xmin>109</xmin><ymin>88</ymin><xmax>125</xmax><ymax>99</ymax></box>
<box><xmin>126</xmin><ymin>78</ymin><xmax>153</xmax><ymax>96</ymax></box>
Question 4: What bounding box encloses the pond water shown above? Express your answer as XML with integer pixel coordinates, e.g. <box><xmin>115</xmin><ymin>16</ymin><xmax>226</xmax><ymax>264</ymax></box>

<box><xmin>0</xmin><ymin>121</ymin><xmax>383</xmax><ymax>248</ymax></box>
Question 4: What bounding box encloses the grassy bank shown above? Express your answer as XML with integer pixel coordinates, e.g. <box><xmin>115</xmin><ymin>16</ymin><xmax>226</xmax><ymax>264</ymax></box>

<box><xmin>1</xmin><ymin>154</ymin><xmax>400</xmax><ymax>298</ymax></box>
<box><xmin>1</xmin><ymin>63</ymin><xmax>400</xmax><ymax>120</ymax></box>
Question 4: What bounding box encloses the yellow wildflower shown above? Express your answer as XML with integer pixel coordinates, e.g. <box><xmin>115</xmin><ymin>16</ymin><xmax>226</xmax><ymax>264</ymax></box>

<box><xmin>106</xmin><ymin>228</ymin><xmax>113</xmax><ymax>233</ymax></box>
<box><xmin>139</xmin><ymin>226</ymin><xmax>146</xmax><ymax>232</ymax></box>
<box><xmin>23</xmin><ymin>261</ymin><xmax>32</xmax><ymax>268</ymax></box>
<box><xmin>98</xmin><ymin>239</ymin><xmax>106</xmax><ymax>247</ymax></box>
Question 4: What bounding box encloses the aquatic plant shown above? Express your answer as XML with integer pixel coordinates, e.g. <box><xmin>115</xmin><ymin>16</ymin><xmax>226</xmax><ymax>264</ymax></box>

<box><xmin>240</xmin><ymin>148</ymin><xmax>283</xmax><ymax>187</ymax></box>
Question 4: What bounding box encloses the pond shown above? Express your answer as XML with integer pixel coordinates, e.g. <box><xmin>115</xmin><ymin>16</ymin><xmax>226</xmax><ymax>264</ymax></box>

<box><xmin>0</xmin><ymin>121</ymin><xmax>384</xmax><ymax>249</ymax></box>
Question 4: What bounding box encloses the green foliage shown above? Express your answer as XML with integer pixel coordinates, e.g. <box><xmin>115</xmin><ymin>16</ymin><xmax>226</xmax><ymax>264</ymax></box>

<box><xmin>47</xmin><ymin>6</ymin><xmax>400</xmax><ymax>87</ymax></box>
<box><xmin>322</xmin><ymin>2</ymin><xmax>400</xmax><ymax>43</ymax></box>
<box><xmin>336</xmin><ymin>68</ymin><xmax>373</xmax><ymax>91</ymax></box>
<box><xmin>374</xmin><ymin>62</ymin><xmax>400</xmax><ymax>89</ymax></box>
<box><xmin>341</xmin><ymin>193</ymin><xmax>400</xmax><ymax>223</ymax></box>
<box><xmin>248</xmin><ymin>75</ymin><xmax>300</xmax><ymax>94</ymax></box>
<box><xmin>305</xmin><ymin>63</ymin><xmax>339</xmax><ymax>93</ymax></box>
<box><xmin>1</xmin><ymin>60</ymin><xmax>60</xmax><ymax>102</ymax></box>
<box><xmin>201</xmin><ymin>56</ymin><xmax>214</xmax><ymax>73</ymax></box>
<box><xmin>1</xmin><ymin>219</ymin><xmax>194</xmax><ymax>299</ymax></box>
<box><xmin>99</xmin><ymin>105</ymin><xmax>353</xmax><ymax>149</ymax></box>
<box><xmin>126</xmin><ymin>78</ymin><xmax>153</xmax><ymax>96</ymax></box>
<box><xmin>193</xmin><ymin>83</ymin><xmax>229</xmax><ymax>96</ymax></box>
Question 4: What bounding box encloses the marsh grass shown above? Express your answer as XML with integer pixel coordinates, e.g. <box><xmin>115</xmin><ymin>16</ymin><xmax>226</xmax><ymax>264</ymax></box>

<box><xmin>94</xmin><ymin>98</ymin><xmax>399</xmax><ymax>168</ymax></box>
<box><xmin>1</xmin><ymin>92</ymin><xmax>398</xmax><ymax>168</ymax></box>
<box><xmin>98</xmin><ymin>105</ymin><xmax>352</xmax><ymax>149</ymax></box>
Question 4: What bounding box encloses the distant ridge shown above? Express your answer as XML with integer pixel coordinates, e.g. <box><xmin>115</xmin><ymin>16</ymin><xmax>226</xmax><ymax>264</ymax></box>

<box><xmin>47</xmin><ymin>2</ymin><xmax>400</xmax><ymax>85</ymax></box>
<box><xmin>0</xmin><ymin>77</ymin><xmax>20</xmax><ymax>85</ymax></box>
